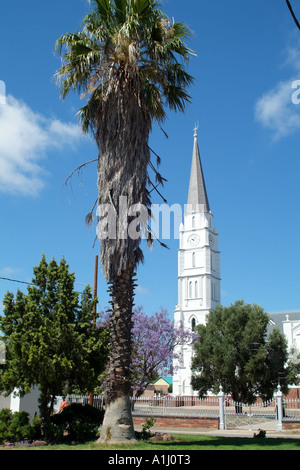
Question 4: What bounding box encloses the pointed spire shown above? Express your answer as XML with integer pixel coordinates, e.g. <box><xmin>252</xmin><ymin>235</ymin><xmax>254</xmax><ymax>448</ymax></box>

<box><xmin>187</xmin><ymin>127</ymin><xmax>210</xmax><ymax>213</ymax></box>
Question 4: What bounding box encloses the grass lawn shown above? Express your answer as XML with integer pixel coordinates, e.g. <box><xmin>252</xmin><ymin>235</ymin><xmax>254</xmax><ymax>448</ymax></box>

<box><xmin>2</xmin><ymin>434</ymin><xmax>300</xmax><ymax>451</ymax></box>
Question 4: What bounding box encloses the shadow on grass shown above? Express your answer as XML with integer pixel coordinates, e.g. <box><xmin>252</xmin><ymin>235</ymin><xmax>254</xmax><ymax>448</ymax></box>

<box><xmin>2</xmin><ymin>434</ymin><xmax>300</xmax><ymax>451</ymax></box>
<box><xmin>146</xmin><ymin>434</ymin><xmax>300</xmax><ymax>451</ymax></box>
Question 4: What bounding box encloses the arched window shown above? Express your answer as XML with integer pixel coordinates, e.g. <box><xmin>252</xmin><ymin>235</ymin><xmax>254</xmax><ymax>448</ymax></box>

<box><xmin>211</xmin><ymin>281</ymin><xmax>215</xmax><ymax>300</ymax></box>
<box><xmin>192</xmin><ymin>216</ymin><xmax>195</xmax><ymax>228</ymax></box>
<box><xmin>189</xmin><ymin>281</ymin><xmax>193</xmax><ymax>298</ymax></box>
<box><xmin>191</xmin><ymin>318</ymin><xmax>196</xmax><ymax>331</ymax></box>
<box><xmin>192</xmin><ymin>252</ymin><xmax>196</xmax><ymax>268</ymax></box>
<box><xmin>195</xmin><ymin>281</ymin><xmax>198</xmax><ymax>297</ymax></box>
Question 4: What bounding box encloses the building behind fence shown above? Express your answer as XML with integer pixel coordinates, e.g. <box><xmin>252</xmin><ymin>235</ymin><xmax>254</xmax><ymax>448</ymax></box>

<box><xmin>1</xmin><ymin>385</ymin><xmax>299</xmax><ymax>431</ymax></box>
<box><xmin>67</xmin><ymin>385</ymin><xmax>300</xmax><ymax>432</ymax></box>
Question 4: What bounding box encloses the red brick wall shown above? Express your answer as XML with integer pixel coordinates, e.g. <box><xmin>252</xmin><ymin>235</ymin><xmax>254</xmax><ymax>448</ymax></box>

<box><xmin>282</xmin><ymin>420</ymin><xmax>300</xmax><ymax>430</ymax></box>
<box><xmin>133</xmin><ymin>415</ymin><xmax>219</xmax><ymax>429</ymax></box>
<box><xmin>283</xmin><ymin>388</ymin><xmax>300</xmax><ymax>400</ymax></box>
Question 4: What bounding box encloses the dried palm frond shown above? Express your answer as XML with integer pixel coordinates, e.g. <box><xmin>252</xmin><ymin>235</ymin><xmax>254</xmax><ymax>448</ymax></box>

<box><xmin>55</xmin><ymin>0</ymin><xmax>194</xmax><ymax>282</ymax></box>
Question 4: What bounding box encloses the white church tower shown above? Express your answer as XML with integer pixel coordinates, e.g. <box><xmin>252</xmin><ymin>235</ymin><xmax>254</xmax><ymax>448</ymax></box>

<box><xmin>173</xmin><ymin>129</ymin><xmax>221</xmax><ymax>396</ymax></box>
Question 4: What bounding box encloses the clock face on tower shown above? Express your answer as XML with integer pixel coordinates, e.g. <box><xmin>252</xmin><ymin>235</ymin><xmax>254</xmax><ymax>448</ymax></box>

<box><xmin>187</xmin><ymin>234</ymin><xmax>200</xmax><ymax>246</ymax></box>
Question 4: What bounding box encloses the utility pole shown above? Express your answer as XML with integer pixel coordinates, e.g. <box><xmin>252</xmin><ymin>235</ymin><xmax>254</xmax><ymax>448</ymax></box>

<box><xmin>93</xmin><ymin>255</ymin><xmax>98</xmax><ymax>325</ymax></box>
<box><xmin>89</xmin><ymin>255</ymin><xmax>98</xmax><ymax>406</ymax></box>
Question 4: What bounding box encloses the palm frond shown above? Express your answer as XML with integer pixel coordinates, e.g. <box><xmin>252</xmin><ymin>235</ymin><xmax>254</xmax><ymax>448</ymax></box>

<box><xmin>94</xmin><ymin>0</ymin><xmax>112</xmax><ymax>20</ymax></box>
<box><xmin>55</xmin><ymin>0</ymin><xmax>194</xmax><ymax>280</ymax></box>
<box><xmin>85</xmin><ymin>199</ymin><xmax>98</xmax><ymax>227</ymax></box>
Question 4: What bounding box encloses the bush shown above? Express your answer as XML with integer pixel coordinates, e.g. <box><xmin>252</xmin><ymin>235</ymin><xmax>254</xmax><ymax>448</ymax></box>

<box><xmin>0</xmin><ymin>408</ymin><xmax>33</xmax><ymax>444</ymax></box>
<box><xmin>135</xmin><ymin>417</ymin><xmax>157</xmax><ymax>441</ymax></box>
<box><xmin>30</xmin><ymin>414</ymin><xmax>43</xmax><ymax>441</ymax></box>
<box><xmin>51</xmin><ymin>403</ymin><xmax>104</xmax><ymax>442</ymax></box>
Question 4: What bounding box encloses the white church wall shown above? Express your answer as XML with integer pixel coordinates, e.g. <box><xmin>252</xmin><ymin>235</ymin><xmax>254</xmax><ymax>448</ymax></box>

<box><xmin>0</xmin><ymin>394</ymin><xmax>11</xmax><ymax>410</ymax></box>
<box><xmin>283</xmin><ymin>317</ymin><xmax>300</xmax><ymax>356</ymax></box>
<box><xmin>0</xmin><ymin>388</ymin><xmax>40</xmax><ymax>421</ymax></box>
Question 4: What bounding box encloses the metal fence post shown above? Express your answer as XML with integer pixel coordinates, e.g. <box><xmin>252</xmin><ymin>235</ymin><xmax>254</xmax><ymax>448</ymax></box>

<box><xmin>276</xmin><ymin>384</ymin><xmax>283</xmax><ymax>431</ymax></box>
<box><xmin>218</xmin><ymin>385</ymin><xmax>225</xmax><ymax>430</ymax></box>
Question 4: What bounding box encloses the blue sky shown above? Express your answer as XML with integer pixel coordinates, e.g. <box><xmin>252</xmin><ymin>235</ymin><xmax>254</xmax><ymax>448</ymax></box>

<box><xmin>1</xmin><ymin>0</ymin><xmax>300</xmax><ymax>318</ymax></box>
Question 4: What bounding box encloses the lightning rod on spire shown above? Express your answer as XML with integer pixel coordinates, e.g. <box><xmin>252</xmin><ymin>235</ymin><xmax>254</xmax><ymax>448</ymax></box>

<box><xmin>194</xmin><ymin>122</ymin><xmax>199</xmax><ymax>137</ymax></box>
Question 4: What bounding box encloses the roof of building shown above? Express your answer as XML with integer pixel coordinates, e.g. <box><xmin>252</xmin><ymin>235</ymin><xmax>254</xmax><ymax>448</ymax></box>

<box><xmin>267</xmin><ymin>312</ymin><xmax>300</xmax><ymax>335</ymax></box>
<box><xmin>187</xmin><ymin>130</ymin><xmax>210</xmax><ymax>213</ymax></box>
<box><xmin>153</xmin><ymin>376</ymin><xmax>173</xmax><ymax>386</ymax></box>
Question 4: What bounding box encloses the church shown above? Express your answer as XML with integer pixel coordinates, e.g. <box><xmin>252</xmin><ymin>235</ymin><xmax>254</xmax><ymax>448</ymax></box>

<box><xmin>173</xmin><ymin>129</ymin><xmax>221</xmax><ymax>396</ymax></box>
<box><xmin>172</xmin><ymin>129</ymin><xmax>300</xmax><ymax>398</ymax></box>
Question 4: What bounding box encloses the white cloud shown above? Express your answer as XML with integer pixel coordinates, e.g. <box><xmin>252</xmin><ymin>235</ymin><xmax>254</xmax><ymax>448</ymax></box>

<box><xmin>255</xmin><ymin>79</ymin><xmax>300</xmax><ymax>139</ymax></box>
<box><xmin>0</xmin><ymin>266</ymin><xmax>22</xmax><ymax>277</ymax></box>
<box><xmin>255</xmin><ymin>42</ymin><xmax>300</xmax><ymax>140</ymax></box>
<box><xmin>0</xmin><ymin>96</ymin><xmax>84</xmax><ymax>196</ymax></box>
<box><xmin>136</xmin><ymin>285</ymin><xmax>149</xmax><ymax>295</ymax></box>
<box><xmin>48</xmin><ymin>118</ymin><xmax>83</xmax><ymax>145</ymax></box>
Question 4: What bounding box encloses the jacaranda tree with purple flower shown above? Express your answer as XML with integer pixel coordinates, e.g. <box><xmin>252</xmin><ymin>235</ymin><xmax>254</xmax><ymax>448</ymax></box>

<box><xmin>100</xmin><ymin>306</ymin><xmax>194</xmax><ymax>398</ymax></box>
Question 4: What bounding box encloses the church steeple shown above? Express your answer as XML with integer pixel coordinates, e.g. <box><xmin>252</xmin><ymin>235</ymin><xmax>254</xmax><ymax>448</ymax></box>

<box><xmin>187</xmin><ymin>128</ymin><xmax>210</xmax><ymax>213</ymax></box>
<box><xmin>173</xmin><ymin>129</ymin><xmax>220</xmax><ymax>396</ymax></box>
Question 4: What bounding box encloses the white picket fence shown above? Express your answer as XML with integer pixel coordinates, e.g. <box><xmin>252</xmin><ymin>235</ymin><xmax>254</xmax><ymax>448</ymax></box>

<box><xmin>282</xmin><ymin>398</ymin><xmax>300</xmax><ymax>419</ymax></box>
<box><xmin>67</xmin><ymin>388</ymin><xmax>300</xmax><ymax>431</ymax></box>
<box><xmin>130</xmin><ymin>395</ymin><xmax>220</xmax><ymax>418</ymax></box>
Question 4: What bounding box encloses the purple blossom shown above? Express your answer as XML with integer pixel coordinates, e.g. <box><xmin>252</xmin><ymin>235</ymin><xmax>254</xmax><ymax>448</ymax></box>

<box><xmin>98</xmin><ymin>306</ymin><xmax>194</xmax><ymax>396</ymax></box>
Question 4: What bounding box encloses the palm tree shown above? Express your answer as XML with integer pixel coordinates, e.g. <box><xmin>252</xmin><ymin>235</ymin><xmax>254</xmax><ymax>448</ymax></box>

<box><xmin>55</xmin><ymin>0</ymin><xmax>194</xmax><ymax>443</ymax></box>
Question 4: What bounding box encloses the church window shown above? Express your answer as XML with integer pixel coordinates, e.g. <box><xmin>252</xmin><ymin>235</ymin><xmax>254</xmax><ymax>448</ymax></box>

<box><xmin>191</xmin><ymin>318</ymin><xmax>196</xmax><ymax>331</ymax></box>
<box><xmin>195</xmin><ymin>281</ymin><xmax>199</xmax><ymax>297</ymax></box>
<box><xmin>211</xmin><ymin>281</ymin><xmax>215</xmax><ymax>300</ymax></box>
<box><xmin>189</xmin><ymin>281</ymin><xmax>193</xmax><ymax>298</ymax></box>
<box><xmin>179</xmin><ymin>348</ymin><xmax>184</xmax><ymax>367</ymax></box>
<box><xmin>192</xmin><ymin>216</ymin><xmax>195</xmax><ymax>228</ymax></box>
<box><xmin>192</xmin><ymin>252</ymin><xmax>196</xmax><ymax>267</ymax></box>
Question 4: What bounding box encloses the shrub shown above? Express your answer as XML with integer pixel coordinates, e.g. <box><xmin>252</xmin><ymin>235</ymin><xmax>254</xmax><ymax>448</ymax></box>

<box><xmin>0</xmin><ymin>408</ymin><xmax>33</xmax><ymax>444</ymax></box>
<box><xmin>30</xmin><ymin>414</ymin><xmax>43</xmax><ymax>441</ymax></box>
<box><xmin>51</xmin><ymin>403</ymin><xmax>104</xmax><ymax>442</ymax></box>
<box><xmin>9</xmin><ymin>411</ymin><xmax>32</xmax><ymax>442</ymax></box>
<box><xmin>0</xmin><ymin>408</ymin><xmax>13</xmax><ymax>443</ymax></box>
<box><xmin>135</xmin><ymin>417</ymin><xmax>157</xmax><ymax>441</ymax></box>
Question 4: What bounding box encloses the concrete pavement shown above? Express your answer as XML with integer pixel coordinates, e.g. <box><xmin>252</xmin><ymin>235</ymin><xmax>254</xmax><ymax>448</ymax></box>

<box><xmin>134</xmin><ymin>425</ymin><xmax>300</xmax><ymax>439</ymax></box>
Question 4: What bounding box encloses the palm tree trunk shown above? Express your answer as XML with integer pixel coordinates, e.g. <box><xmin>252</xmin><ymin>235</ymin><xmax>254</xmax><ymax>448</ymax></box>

<box><xmin>97</xmin><ymin>265</ymin><xmax>136</xmax><ymax>444</ymax></box>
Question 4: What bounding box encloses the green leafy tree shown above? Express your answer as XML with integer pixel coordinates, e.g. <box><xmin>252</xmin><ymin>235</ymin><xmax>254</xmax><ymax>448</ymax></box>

<box><xmin>191</xmin><ymin>300</ymin><xmax>300</xmax><ymax>403</ymax></box>
<box><xmin>75</xmin><ymin>285</ymin><xmax>110</xmax><ymax>396</ymax></box>
<box><xmin>0</xmin><ymin>254</ymin><xmax>109</xmax><ymax>437</ymax></box>
<box><xmin>55</xmin><ymin>0</ymin><xmax>194</xmax><ymax>443</ymax></box>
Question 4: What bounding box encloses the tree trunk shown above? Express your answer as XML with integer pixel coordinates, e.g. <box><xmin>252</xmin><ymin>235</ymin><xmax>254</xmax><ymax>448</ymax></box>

<box><xmin>38</xmin><ymin>389</ymin><xmax>52</xmax><ymax>440</ymax></box>
<box><xmin>97</xmin><ymin>266</ymin><xmax>136</xmax><ymax>444</ymax></box>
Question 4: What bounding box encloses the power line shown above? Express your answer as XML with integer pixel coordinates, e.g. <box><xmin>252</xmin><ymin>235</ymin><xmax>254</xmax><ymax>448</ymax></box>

<box><xmin>0</xmin><ymin>276</ymin><xmax>87</xmax><ymax>293</ymax></box>
<box><xmin>0</xmin><ymin>276</ymin><xmax>35</xmax><ymax>286</ymax></box>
